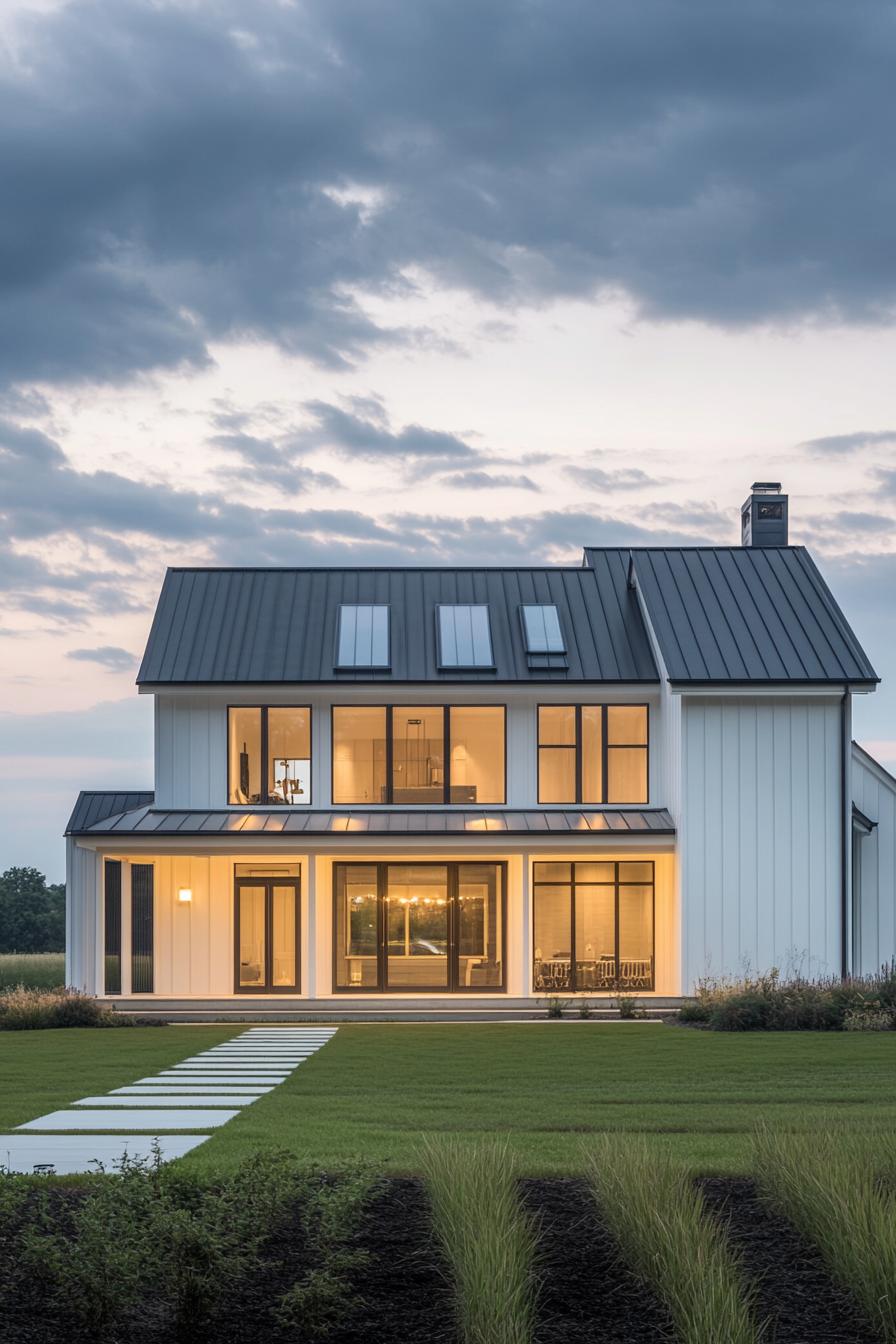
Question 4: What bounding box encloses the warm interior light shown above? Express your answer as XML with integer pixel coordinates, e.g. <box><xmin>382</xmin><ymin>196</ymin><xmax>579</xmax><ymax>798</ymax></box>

<box><xmin>178</xmin><ymin>887</ymin><xmax>193</xmax><ymax>904</ymax></box>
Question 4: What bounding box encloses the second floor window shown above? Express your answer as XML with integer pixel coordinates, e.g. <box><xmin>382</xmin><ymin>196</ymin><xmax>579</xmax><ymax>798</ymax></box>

<box><xmin>228</xmin><ymin>707</ymin><xmax>311</xmax><ymax>805</ymax></box>
<box><xmin>332</xmin><ymin>705</ymin><xmax>505</xmax><ymax>805</ymax></box>
<box><xmin>538</xmin><ymin>704</ymin><xmax>648</xmax><ymax>804</ymax></box>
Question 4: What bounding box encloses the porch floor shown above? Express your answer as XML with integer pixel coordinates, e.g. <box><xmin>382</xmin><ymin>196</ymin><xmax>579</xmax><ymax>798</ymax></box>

<box><xmin>106</xmin><ymin>995</ymin><xmax>685</xmax><ymax>1022</ymax></box>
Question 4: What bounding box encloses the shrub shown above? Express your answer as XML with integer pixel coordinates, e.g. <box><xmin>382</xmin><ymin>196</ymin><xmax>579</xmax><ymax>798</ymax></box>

<box><xmin>676</xmin><ymin>963</ymin><xmax>896</xmax><ymax>1031</ymax></box>
<box><xmin>544</xmin><ymin>996</ymin><xmax>566</xmax><ymax>1019</ymax></box>
<box><xmin>617</xmin><ymin>994</ymin><xmax>637</xmax><ymax>1019</ymax></box>
<box><xmin>3</xmin><ymin>1150</ymin><xmax>372</xmax><ymax>1343</ymax></box>
<box><xmin>586</xmin><ymin>1135</ymin><xmax>762</xmax><ymax>1344</ymax></box>
<box><xmin>577</xmin><ymin>998</ymin><xmax>592</xmax><ymax>1019</ymax></box>
<box><xmin>420</xmin><ymin>1137</ymin><xmax>538</xmax><ymax>1344</ymax></box>
<box><xmin>754</xmin><ymin>1124</ymin><xmax>896</xmax><ymax>1341</ymax></box>
<box><xmin>0</xmin><ymin>985</ymin><xmax>132</xmax><ymax>1030</ymax></box>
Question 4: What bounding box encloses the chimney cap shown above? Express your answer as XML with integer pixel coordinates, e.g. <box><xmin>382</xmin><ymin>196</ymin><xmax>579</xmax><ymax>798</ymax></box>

<box><xmin>750</xmin><ymin>481</ymin><xmax>782</xmax><ymax>493</ymax></box>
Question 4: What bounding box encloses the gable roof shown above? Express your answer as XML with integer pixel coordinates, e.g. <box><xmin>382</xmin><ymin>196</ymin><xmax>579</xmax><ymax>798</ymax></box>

<box><xmin>66</xmin><ymin>791</ymin><xmax>155</xmax><ymax>835</ymax></box>
<box><xmin>136</xmin><ymin>561</ymin><xmax>659</xmax><ymax>685</ymax></box>
<box><xmin>584</xmin><ymin>546</ymin><xmax>877</xmax><ymax>687</ymax></box>
<box><xmin>135</xmin><ymin>545</ymin><xmax>877</xmax><ymax>689</ymax></box>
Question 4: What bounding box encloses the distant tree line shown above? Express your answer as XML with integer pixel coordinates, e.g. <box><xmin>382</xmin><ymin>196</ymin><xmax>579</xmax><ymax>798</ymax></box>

<box><xmin>0</xmin><ymin>868</ymin><xmax>65</xmax><ymax>953</ymax></box>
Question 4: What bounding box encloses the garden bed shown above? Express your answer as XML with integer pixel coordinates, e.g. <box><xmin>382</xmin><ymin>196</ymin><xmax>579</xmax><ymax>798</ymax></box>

<box><xmin>698</xmin><ymin>1176</ymin><xmax>881</xmax><ymax>1344</ymax></box>
<box><xmin>521</xmin><ymin>1176</ymin><xmax>671</xmax><ymax>1343</ymax></box>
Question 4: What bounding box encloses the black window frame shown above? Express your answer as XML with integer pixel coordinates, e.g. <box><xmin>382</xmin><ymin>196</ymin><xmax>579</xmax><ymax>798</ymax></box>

<box><xmin>227</xmin><ymin>704</ymin><xmax>313</xmax><ymax>806</ymax></box>
<box><xmin>532</xmin><ymin>859</ymin><xmax>655</xmax><ymax>993</ymax></box>
<box><xmin>131</xmin><ymin>862</ymin><xmax>154</xmax><ymax>994</ymax></box>
<box><xmin>330</xmin><ymin>704</ymin><xmax>507</xmax><ymax>805</ymax></box>
<box><xmin>334</xmin><ymin>604</ymin><xmax>391</xmax><ymax>670</ymax></box>
<box><xmin>536</xmin><ymin>703</ymin><xmax>649</xmax><ymax>805</ymax></box>
<box><xmin>332</xmin><ymin>860</ymin><xmax>507</xmax><ymax>993</ymax></box>
<box><xmin>103</xmin><ymin>859</ymin><xmax>122</xmax><ymax>995</ymax></box>
<box><xmin>233</xmin><ymin>873</ymin><xmax>302</xmax><ymax>994</ymax></box>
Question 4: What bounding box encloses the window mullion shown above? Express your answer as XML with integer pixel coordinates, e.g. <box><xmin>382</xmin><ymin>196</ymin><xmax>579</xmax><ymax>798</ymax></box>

<box><xmin>575</xmin><ymin>705</ymin><xmax>583</xmax><ymax>804</ymax></box>
<box><xmin>261</xmin><ymin>706</ymin><xmax>269</xmax><ymax>805</ymax></box>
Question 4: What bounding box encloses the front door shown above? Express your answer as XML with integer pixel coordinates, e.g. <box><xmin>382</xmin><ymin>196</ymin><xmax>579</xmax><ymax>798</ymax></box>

<box><xmin>234</xmin><ymin>877</ymin><xmax>300</xmax><ymax>993</ymax></box>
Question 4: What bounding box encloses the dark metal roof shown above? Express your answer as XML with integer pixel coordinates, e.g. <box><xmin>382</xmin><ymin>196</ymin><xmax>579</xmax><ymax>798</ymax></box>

<box><xmin>66</xmin><ymin>791</ymin><xmax>155</xmax><ymax>835</ymax></box>
<box><xmin>68</xmin><ymin>800</ymin><xmax>674</xmax><ymax>837</ymax></box>
<box><xmin>136</xmin><ymin>562</ymin><xmax>659</xmax><ymax>685</ymax></box>
<box><xmin>583</xmin><ymin>546</ymin><xmax>878</xmax><ymax>686</ymax></box>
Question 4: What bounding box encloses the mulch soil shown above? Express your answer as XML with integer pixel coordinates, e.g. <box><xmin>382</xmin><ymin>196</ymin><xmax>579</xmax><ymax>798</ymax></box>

<box><xmin>698</xmin><ymin>1176</ymin><xmax>882</xmax><ymax>1344</ymax></box>
<box><xmin>336</xmin><ymin>1176</ymin><xmax>458</xmax><ymax>1344</ymax></box>
<box><xmin>520</xmin><ymin>1177</ymin><xmax>674</xmax><ymax>1343</ymax></box>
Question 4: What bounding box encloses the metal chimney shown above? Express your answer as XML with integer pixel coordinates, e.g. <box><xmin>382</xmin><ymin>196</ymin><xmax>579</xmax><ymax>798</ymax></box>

<box><xmin>741</xmin><ymin>482</ymin><xmax>788</xmax><ymax>548</ymax></box>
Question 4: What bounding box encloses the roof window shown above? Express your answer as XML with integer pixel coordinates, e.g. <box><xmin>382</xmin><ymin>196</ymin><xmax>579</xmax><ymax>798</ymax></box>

<box><xmin>336</xmin><ymin>604</ymin><xmax>390</xmax><ymax>668</ymax></box>
<box><xmin>436</xmin><ymin>604</ymin><xmax>494</xmax><ymax>669</ymax></box>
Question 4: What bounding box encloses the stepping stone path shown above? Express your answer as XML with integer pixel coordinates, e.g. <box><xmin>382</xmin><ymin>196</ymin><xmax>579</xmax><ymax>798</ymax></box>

<box><xmin>2</xmin><ymin>1027</ymin><xmax>337</xmax><ymax>1175</ymax></box>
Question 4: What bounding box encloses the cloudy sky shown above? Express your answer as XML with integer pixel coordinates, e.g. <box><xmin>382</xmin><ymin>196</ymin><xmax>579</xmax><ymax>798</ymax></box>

<box><xmin>2</xmin><ymin>0</ymin><xmax>895</xmax><ymax>879</ymax></box>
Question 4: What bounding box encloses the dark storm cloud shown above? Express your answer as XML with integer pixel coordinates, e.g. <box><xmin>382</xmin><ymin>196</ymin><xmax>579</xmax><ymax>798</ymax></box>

<box><xmin>801</xmin><ymin>430</ymin><xmax>896</xmax><ymax>455</ymax></box>
<box><xmin>2</xmin><ymin>0</ymin><xmax>895</xmax><ymax>390</ymax></box>
<box><xmin>66</xmin><ymin>645</ymin><xmax>138</xmax><ymax>672</ymax></box>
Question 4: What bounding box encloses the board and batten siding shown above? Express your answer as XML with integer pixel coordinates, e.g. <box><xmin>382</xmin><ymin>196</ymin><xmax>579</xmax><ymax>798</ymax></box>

<box><xmin>680</xmin><ymin>696</ymin><xmax>843</xmax><ymax>991</ymax></box>
<box><xmin>851</xmin><ymin>745</ymin><xmax>896</xmax><ymax>975</ymax></box>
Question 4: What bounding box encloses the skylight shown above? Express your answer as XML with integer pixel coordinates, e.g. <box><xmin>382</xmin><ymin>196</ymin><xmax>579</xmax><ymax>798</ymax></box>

<box><xmin>336</xmin><ymin>605</ymin><xmax>390</xmax><ymax>668</ymax></box>
<box><xmin>521</xmin><ymin>604</ymin><xmax>565</xmax><ymax>653</ymax></box>
<box><xmin>436</xmin><ymin>604</ymin><xmax>494</xmax><ymax>668</ymax></box>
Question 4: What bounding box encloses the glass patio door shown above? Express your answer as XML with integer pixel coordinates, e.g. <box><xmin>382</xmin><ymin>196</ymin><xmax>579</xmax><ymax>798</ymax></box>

<box><xmin>333</xmin><ymin>862</ymin><xmax>505</xmax><ymax>992</ymax></box>
<box><xmin>235</xmin><ymin>878</ymin><xmax>300</xmax><ymax>992</ymax></box>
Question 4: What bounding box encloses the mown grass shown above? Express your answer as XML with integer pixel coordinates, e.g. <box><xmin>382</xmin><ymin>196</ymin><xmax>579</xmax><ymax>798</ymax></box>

<box><xmin>586</xmin><ymin>1135</ymin><xmax>762</xmax><ymax>1344</ymax></box>
<box><xmin>182</xmin><ymin>1023</ymin><xmax>896</xmax><ymax>1174</ymax></box>
<box><xmin>2</xmin><ymin>1024</ymin><xmax>895</xmax><ymax>1171</ymax></box>
<box><xmin>0</xmin><ymin>953</ymin><xmax>65</xmax><ymax>990</ymax></box>
<box><xmin>420</xmin><ymin>1137</ymin><xmax>537</xmax><ymax>1344</ymax></box>
<box><xmin>0</xmin><ymin>1026</ymin><xmax>240</xmax><ymax>1132</ymax></box>
<box><xmin>754</xmin><ymin>1124</ymin><xmax>896</xmax><ymax>1341</ymax></box>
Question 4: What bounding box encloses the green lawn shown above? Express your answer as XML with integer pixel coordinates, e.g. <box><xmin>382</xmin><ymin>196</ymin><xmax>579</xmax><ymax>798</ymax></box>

<box><xmin>3</xmin><ymin>1023</ymin><xmax>893</xmax><ymax>1174</ymax></box>
<box><xmin>0</xmin><ymin>1025</ymin><xmax>240</xmax><ymax>1131</ymax></box>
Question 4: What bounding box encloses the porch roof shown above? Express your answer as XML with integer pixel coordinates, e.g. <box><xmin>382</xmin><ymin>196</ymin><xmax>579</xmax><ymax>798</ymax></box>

<box><xmin>66</xmin><ymin>792</ymin><xmax>674</xmax><ymax>837</ymax></box>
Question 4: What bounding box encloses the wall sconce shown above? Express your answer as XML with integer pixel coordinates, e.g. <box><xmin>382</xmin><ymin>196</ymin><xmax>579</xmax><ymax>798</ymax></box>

<box><xmin>177</xmin><ymin>887</ymin><xmax>193</xmax><ymax>904</ymax></box>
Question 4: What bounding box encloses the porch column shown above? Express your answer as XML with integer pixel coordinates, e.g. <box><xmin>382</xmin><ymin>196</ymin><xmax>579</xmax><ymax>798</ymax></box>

<box><xmin>305</xmin><ymin>857</ymin><xmax>317</xmax><ymax>998</ymax></box>
<box><xmin>520</xmin><ymin>853</ymin><xmax>531</xmax><ymax>998</ymax></box>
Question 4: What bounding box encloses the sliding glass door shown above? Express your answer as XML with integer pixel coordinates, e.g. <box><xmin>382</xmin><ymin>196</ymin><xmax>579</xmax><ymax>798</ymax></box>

<box><xmin>334</xmin><ymin>862</ymin><xmax>505</xmax><ymax>992</ymax></box>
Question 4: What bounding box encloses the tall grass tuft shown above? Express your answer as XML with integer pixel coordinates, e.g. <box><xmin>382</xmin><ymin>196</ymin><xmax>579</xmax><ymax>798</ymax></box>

<box><xmin>678</xmin><ymin>962</ymin><xmax>896</xmax><ymax>1031</ymax></box>
<box><xmin>0</xmin><ymin>953</ymin><xmax>65</xmax><ymax>990</ymax></box>
<box><xmin>585</xmin><ymin>1135</ymin><xmax>762</xmax><ymax>1344</ymax></box>
<box><xmin>754</xmin><ymin>1124</ymin><xmax>896</xmax><ymax>1341</ymax></box>
<box><xmin>419</xmin><ymin>1137</ymin><xmax>538</xmax><ymax>1344</ymax></box>
<box><xmin>0</xmin><ymin>985</ymin><xmax>130</xmax><ymax>1029</ymax></box>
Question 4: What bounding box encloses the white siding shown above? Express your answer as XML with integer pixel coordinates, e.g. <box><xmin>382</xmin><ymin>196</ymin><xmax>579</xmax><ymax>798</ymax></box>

<box><xmin>851</xmin><ymin>745</ymin><xmax>896</xmax><ymax>974</ymax></box>
<box><xmin>680</xmin><ymin>696</ymin><xmax>843</xmax><ymax>990</ymax></box>
<box><xmin>66</xmin><ymin>841</ymin><xmax>102</xmax><ymax>993</ymax></box>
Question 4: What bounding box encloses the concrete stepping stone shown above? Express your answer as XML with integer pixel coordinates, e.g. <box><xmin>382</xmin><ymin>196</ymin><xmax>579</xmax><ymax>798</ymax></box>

<box><xmin>73</xmin><ymin>1095</ymin><xmax>255</xmax><ymax>1107</ymax></box>
<box><xmin>0</xmin><ymin>1134</ymin><xmax>209</xmax><ymax>1175</ymax></box>
<box><xmin>148</xmin><ymin>1074</ymin><xmax>290</xmax><ymax>1086</ymax></box>
<box><xmin>18</xmin><ymin>1109</ymin><xmax>238</xmax><ymax>1131</ymax></box>
<box><xmin>113</xmin><ymin>1084</ymin><xmax>273</xmax><ymax>1095</ymax></box>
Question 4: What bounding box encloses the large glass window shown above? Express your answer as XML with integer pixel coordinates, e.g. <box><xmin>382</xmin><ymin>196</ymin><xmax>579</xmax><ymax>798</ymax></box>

<box><xmin>533</xmin><ymin>860</ymin><xmax>654</xmax><ymax>992</ymax></box>
<box><xmin>332</xmin><ymin>705</ymin><xmax>505</xmax><ymax>804</ymax></box>
<box><xmin>334</xmin><ymin>862</ymin><xmax>505</xmax><ymax>991</ymax></box>
<box><xmin>336</xmin><ymin>605</ymin><xmax>390</xmax><ymax>668</ymax></box>
<box><xmin>228</xmin><ymin>706</ymin><xmax>311</xmax><ymax>805</ymax></box>
<box><xmin>537</xmin><ymin>704</ymin><xmax>647</xmax><ymax>804</ymax></box>
<box><xmin>332</xmin><ymin>706</ymin><xmax>388</xmax><ymax>804</ymax></box>
<box><xmin>234</xmin><ymin>869</ymin><xmax>300</xmax><ymax>993</ymax></box>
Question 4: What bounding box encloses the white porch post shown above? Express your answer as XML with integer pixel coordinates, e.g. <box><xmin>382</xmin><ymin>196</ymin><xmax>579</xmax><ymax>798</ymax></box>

<box><xmin>305</xmin><ymin>857</ymin><xmax>317</xmax><ymax>998</ymax></box>
<box><xmin>520</xmin><ymin>853</ymin><xmax>531</xmax><ymax>997</ymax></box>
